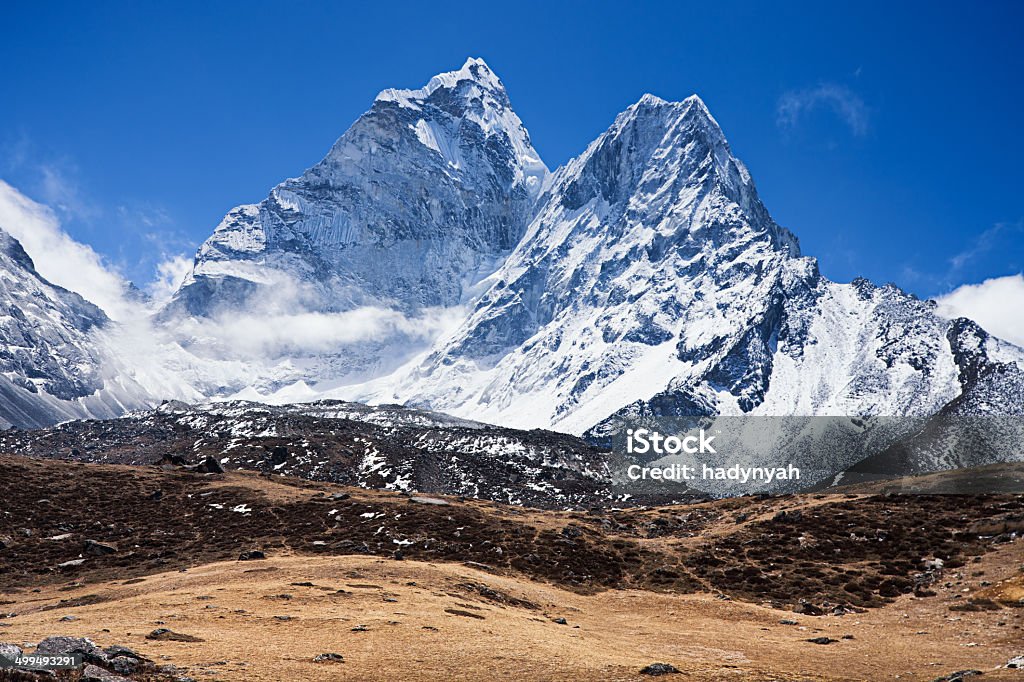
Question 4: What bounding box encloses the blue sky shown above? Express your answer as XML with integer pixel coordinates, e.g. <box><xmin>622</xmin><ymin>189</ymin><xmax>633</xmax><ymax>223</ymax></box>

<box><xmin>1</xmin><ymin>0</ymin><xmax>1022</xmax><ymax>301</ymax></box>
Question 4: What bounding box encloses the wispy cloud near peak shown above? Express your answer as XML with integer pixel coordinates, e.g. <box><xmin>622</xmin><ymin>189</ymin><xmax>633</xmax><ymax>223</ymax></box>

<box><xmin>777</xmin><ymin>83</ymin><xmax>870</xmax><ymax>137</ymax></box>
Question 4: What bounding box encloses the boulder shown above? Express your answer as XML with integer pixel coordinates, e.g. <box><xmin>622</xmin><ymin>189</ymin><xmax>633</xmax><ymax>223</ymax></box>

<box><xmin>81</xmin><ymin>664</ymin><xmax>132</xmax><ymax>682</ymax></box>
<box><xmin>0</xmin><ymin>642</ymin><xmax>22</xmax><ymax>660</ymax></box>
<box><xmin>806</xmin><ymin>637</ymin><xmax>837</xmax><ymax>645</ymax></box>
<box><xmin>931</xmin><ymin>672</ymin><xmax>982</xmax><ymax>682</ymax></box>
<box><xmin>238</xmin><ymin>550</ymin><xmax>266</xmax><ymax>561</ymax></box>
<box><xmin>107</xmin><ymin>655</ymin><xmax>143</xmax><ymax>675</ymax></box>
<box><xmin>794</xmin><ymin>600</ymin><xmax>824</xmax><ymax>616</ymax></box>
<box><xmin>103</xmin><ymin>645</ymin><xmax>143</xmax><ymax>661</ymax></box>
<box><xmin>158</xmin><ymin>453</ymin><xmax>187</xmax><ymax>467</ymax></box>
<box><xmin>35</xmin><ymin>636</ymin><xmax>107</xmax><ymax>665</ymax></box>
<box><xmin>196</xmin><ymin>456</ymin><xmax>224</xmax><ymax>474</ymax></box>
<box><xmin>313</xmin><ymin>653</ymin><xmax>345</xmax><ymax>663</ymax></box>
<box><xmin>145</xmin><ymin>629</ymin><xmax>204</xmax><ymax>643</ymax></box>
<box><xmin>269</xmin><ymin>446</ymin><xmax>289</xmax><ymax>466</ymax></box>
<box><xmin>84</xmin><ymin>539</ymin><xmax>117</xmax><ymax>556</ymax></box>
<box><xmin>640</xmin><ymin>662</ymin><xmax>680</xmax><ymax>676</ymax></box>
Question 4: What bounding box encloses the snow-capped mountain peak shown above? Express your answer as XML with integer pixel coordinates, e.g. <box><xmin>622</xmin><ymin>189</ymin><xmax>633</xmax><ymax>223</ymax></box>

<box><xmin>375</xmin><ymin>57</ymin><xmax>504</xmax><ymax>107</ymax></box>
<box><xmin>347</xmin><ymin>91</ymin><xmax>1020</xmax><ymax>441</ymax></box>
<box><xmin>372</xmin><ymin>57</ymin><xmax>546</xmax><ymax>198</ymax></box>
<box><xmin>2</xmin><ymin>62</ymin><xmax>1021</xmax><ymax>493</ymax></box>
<box><xmin>162</xmin><ymin>58</ymin><xmax>549</xmax><ymax>391</ymax></box>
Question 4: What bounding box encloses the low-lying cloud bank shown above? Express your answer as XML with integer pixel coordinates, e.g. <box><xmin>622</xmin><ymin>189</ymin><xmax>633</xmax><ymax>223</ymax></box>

<box><xmin>174</xmin><ymin>305</ymin><xmax>466</xmax><ymax>360</ymax></box>
<box><xmin>935</xmin><ymin>274</ymin><xmax>1024</xmax><ymax>348</ymax></box>
<box><xmin>0</xmin><ymin>179</ymin><xmax>463</xmax><ymax>402</ymax></box>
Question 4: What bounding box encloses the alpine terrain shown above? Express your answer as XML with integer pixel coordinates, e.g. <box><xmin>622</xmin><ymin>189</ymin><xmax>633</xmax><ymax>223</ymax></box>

<box><xmin>0</xmin><ymin>58</ymin><xmax>1020</xmax><ymax>492</ymax></box>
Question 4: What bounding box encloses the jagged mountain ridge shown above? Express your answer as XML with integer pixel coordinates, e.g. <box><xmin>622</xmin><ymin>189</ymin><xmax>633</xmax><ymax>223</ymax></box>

<box><xmin>354</xmin><ymin>91</ymin><xmax>1024</xmax><ymax>439</ymax></box>
<box><xmin>171</xmin><ymin>57</ymin><xmax>546</xmax><ymax>318</ymax></box>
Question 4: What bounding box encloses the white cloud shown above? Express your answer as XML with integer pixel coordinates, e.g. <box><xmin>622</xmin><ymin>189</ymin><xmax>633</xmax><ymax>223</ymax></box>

<box><xmin>147</xmin><ymin>254</ymin><xmax>193</xmax><ymax>305</ymax></box>
<box><xmin>935</xmin><ymin>274</ymin><xmax>1024</xmax><ymax>347</ymax></box>
<box><xmin>0</xmin><ymin>179</ymin><xmax>468</xmax><ymax>404</ymax></box>
<box><xmin>175</xmin><ymin>305</ymin><xmax>466</xmax><ymax>360</ymax></box>
<box><xmin>0</xmin><ymin>179</ymin><xmax>135</xmax><ymax>320</ymax></box>
<box><xmin>777</xmin><ymin>84</ymin><xmax>869</xmax><ymax>137</ymax></box>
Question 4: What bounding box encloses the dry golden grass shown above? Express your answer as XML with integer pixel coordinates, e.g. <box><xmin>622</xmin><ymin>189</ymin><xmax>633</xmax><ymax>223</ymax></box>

<box><xmin>3</xmin><ymin>546</ymin><xmax>1022</xmax><ymax>682</ymax></box>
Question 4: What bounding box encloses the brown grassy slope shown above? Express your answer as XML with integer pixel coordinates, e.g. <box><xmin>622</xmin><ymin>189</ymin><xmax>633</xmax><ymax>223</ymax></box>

<box><xmin>1</xmin><ymin>553</ymin><xmax>1022</xmax><ymax>681</ymax></box>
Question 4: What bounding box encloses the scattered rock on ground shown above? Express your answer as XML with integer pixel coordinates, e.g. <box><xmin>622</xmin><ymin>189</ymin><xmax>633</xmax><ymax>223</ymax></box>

<box><xmin>806</xmin><ymin>637</ymin><xmax>837</xmax><ymax>645</ymax></box>
<box><xmin>145</xmin><ymin>628</ymin><xmax>204</xmax><ymax>643</ymax></box>
<box><xmin>81</xmin><ymin>663</ymin><xmax>132</xmax><ymax>682</ymax></box>
<box><xmin>640</xmin><ymin>662</ymin><xmax>680</xmax><ymax>676</ymax></box>
<box><xmin>238</xmin><ymin>550</ymin><xmax>266</xmax><ymax>561</ymax></box>
<box><xmin>84</xmin><ymin>539</ymin><xmax>117</xmax><ymax>556</ymax></box>
<box><xmin>313</xmin><ymin>653</ymin><xmax>345</xmax><ymax>663</ymax></box>
<box><xmin>931</xmin><ymin>671</ymin><xmax>982</xmax><ymax>682</ymax></box>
